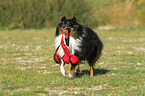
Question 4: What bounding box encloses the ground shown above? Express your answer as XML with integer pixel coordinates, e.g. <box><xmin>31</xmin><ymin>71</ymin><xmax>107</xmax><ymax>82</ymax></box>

<box><xmin>0</xmin><ymin>28</ymin><xmax>145</xmax><ymax>95</ymax></box>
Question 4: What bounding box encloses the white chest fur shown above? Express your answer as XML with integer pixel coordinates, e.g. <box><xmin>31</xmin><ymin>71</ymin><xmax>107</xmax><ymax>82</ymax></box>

<box><xmin>55</xmin><ymin>35</ymin><xmax>82</xmax><ymax>58</ymax></box>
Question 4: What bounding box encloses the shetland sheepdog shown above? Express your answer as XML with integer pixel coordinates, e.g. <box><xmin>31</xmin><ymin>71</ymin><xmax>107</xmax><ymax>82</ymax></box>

<box><xmin>54</xmin><ymin>16</ymin><xmax>103</xmax><ymax>78</ymax></box>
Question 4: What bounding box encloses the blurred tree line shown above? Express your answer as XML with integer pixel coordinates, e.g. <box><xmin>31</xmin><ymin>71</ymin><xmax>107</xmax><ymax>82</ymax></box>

<box><xmin>0</xmin><ymin>0</ymin><xmax>145</xmax><ymax>29</ymax></box>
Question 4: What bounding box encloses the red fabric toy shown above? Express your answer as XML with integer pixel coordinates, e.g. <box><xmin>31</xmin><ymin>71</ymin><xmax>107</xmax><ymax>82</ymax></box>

<box><xmin>54</xmin><ymin>28</ymin><xmax>79</xmax><ymax>64</ymax></box>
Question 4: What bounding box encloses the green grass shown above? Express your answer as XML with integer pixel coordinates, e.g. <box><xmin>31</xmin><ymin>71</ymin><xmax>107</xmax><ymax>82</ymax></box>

<box><xmin>0</xmin><ymin>28</ymin><xmax>145</xmax><ymax>95</ymax></box>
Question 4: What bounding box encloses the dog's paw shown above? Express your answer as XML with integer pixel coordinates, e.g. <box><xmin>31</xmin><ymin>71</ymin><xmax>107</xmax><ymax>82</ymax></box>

<box><xmin>61</xmin><ymin>72</ymin><xmax>65</xmax><ymax>76</ymax></box>
<box><xmin>68</xmin><ymin>72</ymin><xmax>73</xmax><ymax>79</ymax></box>
<box><xmin>60</xmin><ymin>66</ymin><xmax>65</xmax><ymax>76</ymax></box>
<box><xmin>61</xmin><ymin>71</ymin><xmax>65</xmax><ymax>76</ymax></box>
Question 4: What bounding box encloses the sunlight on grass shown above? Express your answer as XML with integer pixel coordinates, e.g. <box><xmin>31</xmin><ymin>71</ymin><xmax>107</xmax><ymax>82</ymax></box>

<box><xmin>0</xmin><ymin>28</ymin><xmax>145</xmax><ymax>95</ymax></box>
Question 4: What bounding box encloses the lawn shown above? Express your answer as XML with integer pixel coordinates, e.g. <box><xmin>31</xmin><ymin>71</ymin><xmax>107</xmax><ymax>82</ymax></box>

<box><xmin>0</xmin><ymin>28</ymin><xmax>145</xmax><ymax>95</ymax></box>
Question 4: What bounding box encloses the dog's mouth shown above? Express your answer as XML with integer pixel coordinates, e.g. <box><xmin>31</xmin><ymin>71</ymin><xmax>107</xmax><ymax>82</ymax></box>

<box><xmin>61</xmin><ymin>27</ymin><xmax>71</xmax><ymax>46</ymax></box>
<box><xmin>61</xmin><ymin>27</ymin><xmax>67</xmax><ymax>34</ymax></box>
<box><xmin>61</xmin><ymin>27</ymin><xmax>72</xmax><ymax>34</ymax></box>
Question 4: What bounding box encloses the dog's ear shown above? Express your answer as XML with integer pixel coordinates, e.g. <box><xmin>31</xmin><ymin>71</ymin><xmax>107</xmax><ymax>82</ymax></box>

<box><xmin>72</xmin><ymin>16</ymin><xmax>77</xmax><ymax>23</ymax></box>
<box><xmin>61</xmin><ymin>16</ymin><xmax>66</xmax><ymax>22</ymax></box>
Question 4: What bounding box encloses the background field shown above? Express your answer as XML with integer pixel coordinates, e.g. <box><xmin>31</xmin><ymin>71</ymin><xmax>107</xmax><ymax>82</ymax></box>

<box><xmin>0</xmin><ymin>28</ymin><xmax>145</xmax><ymax>95</ymax></box>
<box><xmin>0</xmin><ymin>0</ymin><xmax>145</xmax><ymax>95</ymax></box>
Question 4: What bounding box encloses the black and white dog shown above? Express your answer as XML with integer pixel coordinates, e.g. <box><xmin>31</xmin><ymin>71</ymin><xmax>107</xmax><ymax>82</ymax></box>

<box><xmin>55</xmin><ymin>16</ymin><xmax>103</xmax><ymax>78</ymax></box>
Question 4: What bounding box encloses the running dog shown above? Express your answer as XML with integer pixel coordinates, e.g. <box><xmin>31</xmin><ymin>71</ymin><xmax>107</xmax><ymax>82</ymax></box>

<box><xmin>54</xmin><ymin>16</ymin><xmax>103</xmax><ymax>78</ymax></box>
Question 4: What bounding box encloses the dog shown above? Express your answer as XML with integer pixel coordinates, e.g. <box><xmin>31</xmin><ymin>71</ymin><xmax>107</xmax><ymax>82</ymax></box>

<box><xmin>54</xmin><ymin>16</ymin><xmax>103</xmax><ymax>78</ymax></box>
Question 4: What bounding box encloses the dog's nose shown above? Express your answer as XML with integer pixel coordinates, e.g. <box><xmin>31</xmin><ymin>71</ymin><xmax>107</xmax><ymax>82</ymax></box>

<box><xmin>62</xmin><ymin>24</ymin><xmax>65</xmax><ymax>28</ymax></box>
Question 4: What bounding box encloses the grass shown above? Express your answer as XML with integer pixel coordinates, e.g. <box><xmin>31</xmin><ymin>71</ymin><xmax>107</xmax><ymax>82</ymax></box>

<box><xmin>0</xmin><ymin>28</ymin><xmax>145</xmax><ymax>95</ymax></box>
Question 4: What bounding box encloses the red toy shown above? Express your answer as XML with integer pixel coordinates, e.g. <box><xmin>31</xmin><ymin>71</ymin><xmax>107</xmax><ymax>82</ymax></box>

<box><xmin>54</xmin><ymin>28</ymin><xmax>79</xmax><ymax>64</ymax></box>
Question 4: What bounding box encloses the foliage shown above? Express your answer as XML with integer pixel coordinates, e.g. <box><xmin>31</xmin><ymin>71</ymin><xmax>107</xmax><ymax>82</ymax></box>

<box><xmin>0</xmin><ymin>0</ymin><xmax>92</xmax><ymax>29</ymax></box>
<box><xmin>136</xmin><ymin>0</ymin><xmax>145</xmax><ymax>25</ymax></box>
<box><xmin>86</xmin><ymin>0</ymin><xmax>145</xmax><ymax>29</ymax></box>
<box><xmin>0</xmin><ymin>0</ymin><xmax>145</xmax><ymax>29</ymax></box>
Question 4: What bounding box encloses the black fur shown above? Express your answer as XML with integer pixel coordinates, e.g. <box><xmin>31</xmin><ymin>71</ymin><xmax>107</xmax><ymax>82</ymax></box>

<box><xmin>73</xmin><ymin>26</ymin><xmax>103</xmax><ymax>66</ymax></box>
<box><xmin>55</xmin><ymin>16</ymin><xmax>103</xmax><ymax>67</ymax></box>
<box><xmin>55</xmin><ymin>17</ymin><xmax>103</xmax><ymax>78</ymax></box>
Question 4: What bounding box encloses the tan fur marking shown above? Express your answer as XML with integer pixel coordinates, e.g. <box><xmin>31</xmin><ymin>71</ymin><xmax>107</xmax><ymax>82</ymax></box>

<box><xmin>90</xmin><ymin>65</ymin><xmax>94</xmax><ymax>77</ymax></box>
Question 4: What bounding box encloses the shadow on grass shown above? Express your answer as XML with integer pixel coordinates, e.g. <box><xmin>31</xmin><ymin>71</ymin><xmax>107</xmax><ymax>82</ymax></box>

<box><xmin>76</xmin><ymin>69</ymin><xmax>110</xmax><ymax>78</ymax></box>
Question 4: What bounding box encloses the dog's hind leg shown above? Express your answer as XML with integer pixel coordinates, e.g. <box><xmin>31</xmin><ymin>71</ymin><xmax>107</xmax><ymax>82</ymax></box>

<box><xmin>60</xmin><ymin>59</ymin><xmax>65</xmax><ymax>76</ymax></box>
<box><xmin>90</xmin><ymin>65</ymin><xmax>94</xmax><ymax>77</ymax></box>
<box><xmin>88</xmin><ymin>59</ymin><xmax>95</xmax><ymax>77</ymax></box>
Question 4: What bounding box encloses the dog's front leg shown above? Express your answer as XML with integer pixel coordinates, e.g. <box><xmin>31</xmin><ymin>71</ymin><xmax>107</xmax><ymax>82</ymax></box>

<box><xmin>60</xmin><ymin>59</ymin><xmax>65</xmax><ymax>76</ymax></box>
<box><xmin>68</xmin><ymin>64</ymin><xmax>79</xmax><ymax>78</ymax></box>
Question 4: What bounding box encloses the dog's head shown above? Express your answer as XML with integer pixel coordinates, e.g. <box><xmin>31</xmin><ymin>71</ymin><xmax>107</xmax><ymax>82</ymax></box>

<box><xmin>60</xmin><ymin>16</ymin><xmax>77</xmax><ymax>28</ymax></box>
<box><xmin>56</xmin><ymin>16</ymin><xmax>82</xmax><ymax>38</ymax></box>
